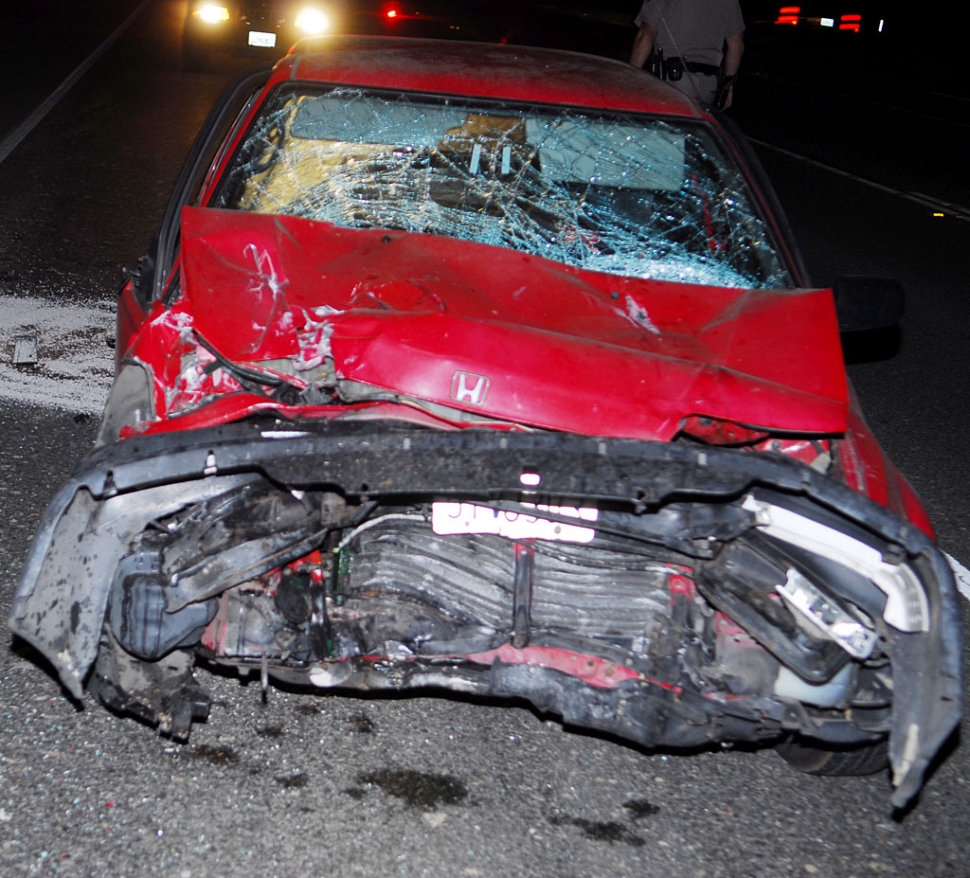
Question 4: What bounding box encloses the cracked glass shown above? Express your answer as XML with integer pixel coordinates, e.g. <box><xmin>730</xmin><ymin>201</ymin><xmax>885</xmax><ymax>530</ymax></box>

<box><xmin>212</xmin><ymin>86</ymin><xmax>793</xmax><ymax>289</ymax></box>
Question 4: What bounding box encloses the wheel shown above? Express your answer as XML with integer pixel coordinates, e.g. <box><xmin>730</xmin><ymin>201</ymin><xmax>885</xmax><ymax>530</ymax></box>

<box><xmin>775</xmin><ymin>736</ymin><xmax>890</xmax><ymax>777</ymax></box>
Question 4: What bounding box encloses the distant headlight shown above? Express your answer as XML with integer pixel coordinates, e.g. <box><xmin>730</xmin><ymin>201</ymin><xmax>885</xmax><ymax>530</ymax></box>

<box><xmin>194</xmin><ymin>3</ymin><xmax>230</xmax><ymax>24</ymax></box>
<box><xmin>295</xmin><ymin>6</ymin><xmax>330</xmax><ymax>35</ymax></box>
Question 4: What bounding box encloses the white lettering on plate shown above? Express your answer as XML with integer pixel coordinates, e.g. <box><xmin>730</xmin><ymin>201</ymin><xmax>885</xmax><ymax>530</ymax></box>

<box><xmin>432</xmin><ymin>502</ymin><xmax>598</xmax><ymax>543</ymax></box>
<box><xmin>451</xmin><ymin>371</ymin><xmax>489</xmax><ymax>405</ymax></box>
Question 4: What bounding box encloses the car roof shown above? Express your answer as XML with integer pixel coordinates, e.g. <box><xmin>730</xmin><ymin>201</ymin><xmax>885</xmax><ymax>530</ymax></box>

<box><xmin>277</xmin><ymin>35</ymin><xmax>705</xmax><ymax>118</ymax></box>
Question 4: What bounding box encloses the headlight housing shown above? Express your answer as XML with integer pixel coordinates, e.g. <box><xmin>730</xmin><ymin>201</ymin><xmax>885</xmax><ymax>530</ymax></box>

<box><xmin>96</xmin><ymin>362</ymin><xmax>154</xmax><ymax>446</ymax></box>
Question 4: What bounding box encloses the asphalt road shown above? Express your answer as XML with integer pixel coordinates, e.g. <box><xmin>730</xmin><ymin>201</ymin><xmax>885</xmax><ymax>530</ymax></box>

<box><xmin>1</xmin><ymin>3</ymin><xmax>969</xmax><ymax>876</ymax></box>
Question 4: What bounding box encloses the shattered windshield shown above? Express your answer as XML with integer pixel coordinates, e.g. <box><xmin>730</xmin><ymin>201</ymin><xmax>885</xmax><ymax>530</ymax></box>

<box><xmin>212</xmin><ymin>86</ymin><xmax>793</xmax><ymax>289</ymax></box>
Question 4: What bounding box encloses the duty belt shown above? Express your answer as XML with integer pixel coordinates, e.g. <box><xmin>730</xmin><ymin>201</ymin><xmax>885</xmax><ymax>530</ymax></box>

<box><xmin>673</xmin><ymin>58</ymin><xmax>721</xmax><ymax>77</ymax></box>
<box><xmin>648</xmin><ymin>51</ymin><xmax>721</xmax><ymax>82</ymax></box>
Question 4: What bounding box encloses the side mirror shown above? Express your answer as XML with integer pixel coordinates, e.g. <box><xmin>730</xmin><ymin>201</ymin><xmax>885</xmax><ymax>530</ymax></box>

<box><xmin>122</xmin><ymin>253</ymin><xmax>155</xmax><ymax>300</ymax></box>
<box><xmin>832</xmin><ymin>276</ymin><xmax>905</xmax><ymax>333</ymax></box>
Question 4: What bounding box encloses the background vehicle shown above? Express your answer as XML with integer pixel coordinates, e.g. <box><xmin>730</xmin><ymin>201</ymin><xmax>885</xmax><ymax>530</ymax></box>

<box><xmin>183</xmin><ymin>0</ymin><xmax>482</xmax><ymax>67</ymax></box>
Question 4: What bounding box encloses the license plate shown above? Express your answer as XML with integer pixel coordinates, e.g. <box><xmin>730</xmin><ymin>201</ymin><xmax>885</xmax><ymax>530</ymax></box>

<box><xmin>432</xmin><ymin>502</ymin><xmax>597</xmax><ymax>544</ymax></box>
<box><xmin>248</xmin><ymin>31</ymin><xmax>276</xmax><ymax>47</ymax></box>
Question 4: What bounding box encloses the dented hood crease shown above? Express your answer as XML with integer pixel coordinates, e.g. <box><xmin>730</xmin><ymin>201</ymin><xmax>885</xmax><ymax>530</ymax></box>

<box><xmin>169</xmin><ymin>207</ymin><xmax>848</xmax><ymax>439</ymax></box>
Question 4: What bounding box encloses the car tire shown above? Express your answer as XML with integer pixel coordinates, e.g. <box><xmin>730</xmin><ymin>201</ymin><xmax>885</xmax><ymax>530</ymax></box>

<box><xmin>775</xmin><ymin>736</ymin><xmax>890</xmax><ymax>776</ymax></box>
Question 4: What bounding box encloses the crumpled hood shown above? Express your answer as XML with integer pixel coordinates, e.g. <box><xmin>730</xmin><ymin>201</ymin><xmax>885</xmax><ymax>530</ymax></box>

<box><xmin>177</xmin><ymin>207</ymin><xmax>848</xmax><ymax>440</ymax></box>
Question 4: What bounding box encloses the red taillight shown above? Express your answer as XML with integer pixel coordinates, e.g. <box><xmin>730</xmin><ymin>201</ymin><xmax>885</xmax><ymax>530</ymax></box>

<box><xmin>839</xmin><ymin>13</ymin><xmax>861</xmax><ymax>32</ymax></box>
<box><xmin>775</xmin><ymin>5</ymin><xmax>800</xmax><ymax>24</ymax></box>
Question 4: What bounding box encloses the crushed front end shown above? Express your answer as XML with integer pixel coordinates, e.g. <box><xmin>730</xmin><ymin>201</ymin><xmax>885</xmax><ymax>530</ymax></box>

<box><xmin>9</xmin><ymin>424</ymin><xmax>961</xmax><ymax>809</ymax></box>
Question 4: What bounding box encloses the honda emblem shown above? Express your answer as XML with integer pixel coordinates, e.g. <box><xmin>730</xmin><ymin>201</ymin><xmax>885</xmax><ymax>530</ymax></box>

<box><xmin>451</xmin><ymin>371</ymin><xmax>490</xmax><ymax>406</ymax></box>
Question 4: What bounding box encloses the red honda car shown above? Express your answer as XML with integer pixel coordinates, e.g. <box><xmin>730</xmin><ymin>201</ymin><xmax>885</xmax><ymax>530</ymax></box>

<box><xmin>10</xmin><ymin>36</ymin><xmax>960</xmax><ymax>809</ymax></box>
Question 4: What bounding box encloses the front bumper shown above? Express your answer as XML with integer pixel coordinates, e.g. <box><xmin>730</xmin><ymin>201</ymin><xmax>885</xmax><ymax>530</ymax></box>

<box><xmin>9</xmin><ymin>422</ymin><xmax>961</xmax><ymax>807</ymax></box>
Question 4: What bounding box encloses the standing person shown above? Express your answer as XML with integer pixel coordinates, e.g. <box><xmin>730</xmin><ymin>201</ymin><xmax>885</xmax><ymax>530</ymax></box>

<box><xmin>629</xmin><ymin>0</ymin><xmax>744</xmax><ymax>109</ymax></box>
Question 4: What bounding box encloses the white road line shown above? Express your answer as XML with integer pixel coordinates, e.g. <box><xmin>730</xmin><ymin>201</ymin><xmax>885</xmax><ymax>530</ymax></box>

<box><xmin>0</xmin><ymin>294</ymin><xmax>114</xmax><ymax>413</ymax></box>
<box><xmin>749</xmin><ymin>138</ymin><xmax>970</xmax><ymax>221</ymax></box>
<box><xmin>946</xmin><ymin>554</ymin><xmax>970</xmax><ymax>604</ymax></box>
<box><xmin>0</xmin><ymin>0</ymin><xmax>151</xmax><ymax>166</ymax></box>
